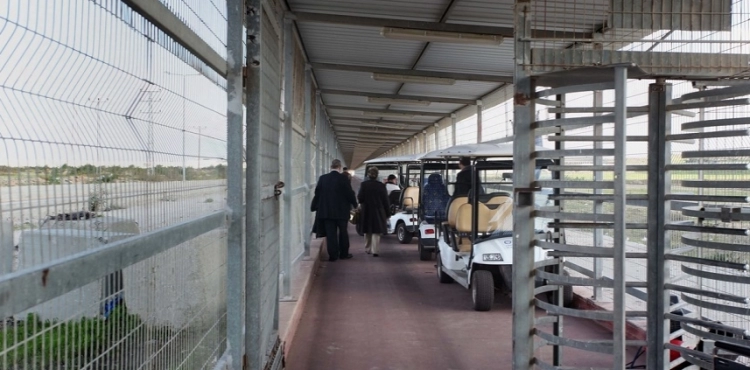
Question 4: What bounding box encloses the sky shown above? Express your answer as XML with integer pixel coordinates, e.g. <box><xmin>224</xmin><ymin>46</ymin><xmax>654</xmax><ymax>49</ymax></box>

<box><xmin>0</xmin><ymin>0</ymin><xmax>229</xmax><ymax>169</ymax></box>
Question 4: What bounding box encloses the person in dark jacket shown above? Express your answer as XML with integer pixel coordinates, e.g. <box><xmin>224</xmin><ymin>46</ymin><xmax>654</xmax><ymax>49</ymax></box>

<box><xmin>357</xmin><ymin>166</ymin><xmax>391</xmax><ymax>257</ymax></box>
<box><xmin>313</xmin><ymin>159</ymin><xmax>358</xmax><ymax>261</ymax></box>
<box><xmin>453</xmin><ymin>157</ymin><xmax>473</xmax><ymax>197</ymax></box>
<box><xmin>453</xmin><ymin>157</ymin><xmax>483</xmax><ymax>198</ymax></box>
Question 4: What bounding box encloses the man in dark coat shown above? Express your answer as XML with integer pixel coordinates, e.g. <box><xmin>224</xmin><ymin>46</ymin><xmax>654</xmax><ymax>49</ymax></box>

<box><xmin>357</xmin><ymin>167</ymin><xmax>391</xmax><ymax>257</ymax></box>
<box><xmin>453</xmin><ymin>157</ymin><xmax>473</xmax><ymax>197</ymax></box>
<box><xmin>313</xmin><ymin>159</ymin><xmax>358</xmax><ymax>261</ymax></box>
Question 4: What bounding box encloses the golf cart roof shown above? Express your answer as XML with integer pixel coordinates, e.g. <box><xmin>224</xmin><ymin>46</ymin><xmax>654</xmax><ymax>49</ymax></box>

<box><xmin>363</xmin><ymin>153</ymin><xmax>424</xmax><ymax>165</ymax></box>
<box><xmin>436</xmin><ymin>143</ymin><xmax>514</xmax><ymax>158</ymax></box>
<box><xmin>421</xmin><ymin>142</ymin><xmax>548</xmax><ymax>160</ymax></box>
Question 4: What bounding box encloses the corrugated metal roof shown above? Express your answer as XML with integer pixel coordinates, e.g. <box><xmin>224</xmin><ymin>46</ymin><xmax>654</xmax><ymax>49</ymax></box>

<box><xmin>288</xmin><ymin>0</ymin><xmax>451</xmax><ymax>21</ymax></box>
<box><xmin>448</xmin><ymin>0</ymin><xmax>515</xmax><ymax>27</ymax></box>
<box><xmin>297</xmin><ymin>23</ymin><xmax>424</xmax><ymax>68</ymax></box>
<box><xmin>286</xmin><ymin>0</ymin><xmax>607</xmax><ymax>166</ymax></box>
<box><xmin>416</xmin><ymin>43</ymin><xmax>516</xmax><ymax>75</ymax></box>
<box><xmin>321</xmin><ymin>94</ymin><xmax>386</xmax><ymax>109</ymax></box>
<box><xmin>399</xmin><ymin>80</ymin><xmax>503</xmax><ymax>100</ymax></box>
<box><xmin>386</xmin><ymin>102</ymin><xmax>463</xmax><ymax>113</ymax></box>
<box><xmin>313</xmin><ymin>70</ymin><xmax>401</xmax><ymax>93</ymax></box>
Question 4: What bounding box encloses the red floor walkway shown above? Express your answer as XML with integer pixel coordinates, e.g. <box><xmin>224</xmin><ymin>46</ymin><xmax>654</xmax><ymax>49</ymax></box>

<box><xmin>286</xmin><ymin>225</ymin><xmax>645</xmax><ymax>369</ymax></box>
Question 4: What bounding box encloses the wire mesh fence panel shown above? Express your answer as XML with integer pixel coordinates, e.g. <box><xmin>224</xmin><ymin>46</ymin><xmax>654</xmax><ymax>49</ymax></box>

<box><xmin>527</xmin><ymin>0</ymin><xmax>750</xmax><ymax>79</ymax></box>
<box><xmin>0</xmin><ymin>0</ymin><xmax>229</xmax><ymax>369</ymax></box>
<box><xmin>257</xmin><ymin>8</ymin><xmax>282</xmax><ymax>361</ymax></box>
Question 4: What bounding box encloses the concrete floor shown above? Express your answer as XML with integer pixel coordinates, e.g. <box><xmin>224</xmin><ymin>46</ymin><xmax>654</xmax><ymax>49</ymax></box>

<box><xmin>286</xmin><ymin>225</ymin><xmax>646</xmax><ymax>370</ymax></box>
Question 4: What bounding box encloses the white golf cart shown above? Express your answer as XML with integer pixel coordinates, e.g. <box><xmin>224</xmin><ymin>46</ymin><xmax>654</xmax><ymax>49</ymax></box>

<box><xmin>362</xmin><ymin>154</ymin><xmax>423</xmax><ymax>243</ymax></box>
<box><xmin>432</xmin><ymin>143</ymin><xmax>570</xmax><ymax>311</ymax></box>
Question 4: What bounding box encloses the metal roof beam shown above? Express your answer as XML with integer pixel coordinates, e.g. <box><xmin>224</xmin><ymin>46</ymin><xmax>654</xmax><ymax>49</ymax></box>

<box><xmin>335</xmin><ymin>128</ymin><xmax>416</xmax><ymax>135</ymax></box>
<box><xmin>336</xmin><ymin>130</ymin><xmax>413</xmax><ymax>136</ymax></box>
<box><xmin>326</xmin><ymin>105</ymin><xmax>448</xmax><ymax>117</ymax></box>
<box><xmin>291</xmin><ymin>11</ymin><xmax>590</xmax><ymax>39</ymax></box>
<box><xmin>320</xmin><ymin>89</ymin><xmax>474</xmax><ymax>105</ymax></box>
<box><xmin>330</xmin><ymin>117</ymin><xmax>431</xmax><ymax>125</ymax></box>
<box><xmin>311</xmin><ymin>62</ymin><xmax>511</xmax><ymax>83</ymax></box>
<box><xmin>123</xmin><ymin>0</ymin><xmax>227</xmax><ymax>77</ymax></box>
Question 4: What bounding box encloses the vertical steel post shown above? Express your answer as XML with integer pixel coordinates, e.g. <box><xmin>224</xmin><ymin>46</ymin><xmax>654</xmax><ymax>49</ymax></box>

<box><xmin>451</xmin><ymin>114</ymin><xmax>457</xmax><ymax>146</ymax></box>
<box><xmin>225</xmin><ymin>0</ymin><xmax>244</xmax><ymax>368</ymax></box>
<box><xmin>646</xmin><ymin>79</ymin><xmax>671</xmax><ymax>370</ymax></box>
<box><xmin>244</xmin><ymin>0</ymin><xmax>262</xmax><ymax>367</ymax></box>
<box><xmin>422</xmin><ymin>130</ymin><xmax>427</xmax><ymax>152</ymax></box>
<box><xmin>182</xmin><ymin>78</ymin><xmax>187</xmax><ymax>181</ymax></box>
<box><xmin>512</xmin><ymin>2</ymin><xmax>535</xmax><ymax>369</ymax></box>
<box><xmin>302</xmin><ymin>76</ymin><xmax>314</xmax><ymax>258</ymax></box>
<box><xmin>434</xmin><ymin>123</ymin><xmax>439</xmax><ymax>149</ymax></box>
<box><xmin>697</xmin><ymin>87</ymin><xmax>705</xmax><ymax>319</ymax></box>
<box><xmin>612</xmin><ymin>66</ymin><xmax>628</xmax><ymax>370</ymax></box>
<box><xmin>280</xmin><ymin>17</ymin><xmax>294</xmax><ymax>300</ymax></box>
<box><xmin>593</xmin><ymin>90</ymin><xmax>604</xmax><ymax>300</ymax></box>
<box><xmin>476</xmin><ymin>100</ymin><xmax>483</xmax><ymax>143</ymax></box>
<box><xmin>552</xmin><ymin>93</ymin><xmax>565</xmax><ymax>367</ymax></box>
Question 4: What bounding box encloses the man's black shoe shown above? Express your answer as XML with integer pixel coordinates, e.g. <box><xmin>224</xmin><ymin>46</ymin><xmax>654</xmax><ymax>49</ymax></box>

<box><xmin>328</xmin><ymin>258</ymin><xmax>338</xmax><ymax>262</ymax></box>
<box><xmin>340</xmin><ymin>254</ymin><xmax>354</xmax><ymax>259</ymax></box>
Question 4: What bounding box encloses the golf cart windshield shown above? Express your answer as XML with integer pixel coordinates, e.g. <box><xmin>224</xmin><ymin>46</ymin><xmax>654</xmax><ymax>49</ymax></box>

<box><xmin>476</xmin><ymin>165</ymin><xmax>553</xmax><ymax>239</ymax></box>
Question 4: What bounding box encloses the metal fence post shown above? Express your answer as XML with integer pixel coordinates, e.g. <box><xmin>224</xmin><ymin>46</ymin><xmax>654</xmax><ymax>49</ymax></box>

<box><xmin>451</xmin><ymin>114</ymin><xmax>457</xmax><ymax>146</ymax></box>
<box><xmin>302</xmin><ymin>72</ymin><xmax>313</xmax><ymax>257</ymax></box>
<box><xmin>244</xmin><ymin>0</ymin><xmax>262</xmax><ymax>367</ymax></box>
<box><xmin>476</xmin><ymin>100</ymin><xmax>483</xmax><ymax>143</ymax></box>
<box><xmin>226</xmin><ymin>0</ymin><xmax>245</xmax><ymax>368</ymax></box>
<box><xmin>646</xmin><ymin>79</ymin><xmax>671</xmax><ymax>370</ymax></box>
<box><xmin>593</xmin><ymin>90</ymin><xmax>604</xmax><ymax>301</ymax></box>
<box><xmin>512</xmin><ymin>2</ymin><xmax>535</xmax><ymax>368</ymax></box>
<box><xmin>434</xmin><ymin>123</ymin><xmax>439</xmax><ymax>149</ymax></box>
<box><xmin>612</xmin><ymin>65</ymin><xmax>628</xmax><ymax>370</ymax></box>
<box><xmin>280</xmin><ymin>17</ymin><xmax>294</xmax><ymax>300</ymax></box>
<box><xmin>552</xmin><ymin>93</ymin><xmax>565</xmax><ymax>367</ymax></box>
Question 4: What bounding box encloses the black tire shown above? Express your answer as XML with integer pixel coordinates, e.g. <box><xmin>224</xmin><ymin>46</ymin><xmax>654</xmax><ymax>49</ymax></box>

<box><xmin>418</xmin><ymin>241</ymin><xmax>432</xmax><ymax>261</ymax></box>
<box><xmin>436</xmin><ymin>253</ymin><xmax>453</xmax><ymax>284</ymax></box>
<box><xmin>472</xmin><ymin>270</ymin><xmax>494</xmax><ymax>312</ymax></box>
<box><xmin>546</xmin><ymin>270</ymin><xmax>575</xmax><ymax>307</ymax></box>
<box><xmin>396</xmin><ymin>222</ymin><xmax>413</xmax><ymax>244</ymax></box>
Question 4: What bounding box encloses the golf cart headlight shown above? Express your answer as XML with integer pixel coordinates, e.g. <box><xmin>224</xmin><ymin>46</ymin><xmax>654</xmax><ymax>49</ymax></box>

<box><xmin>483</xmin><ymin>253</ymin><xmax>503</xmax><ymax>262</ymax></box>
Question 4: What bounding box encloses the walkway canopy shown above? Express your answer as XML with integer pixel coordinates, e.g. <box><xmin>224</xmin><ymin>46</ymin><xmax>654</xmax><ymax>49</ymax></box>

<box><xmin>286</xmin><ymin>0</ymin><xmax>573</xmax><ymax>167</ymax></box>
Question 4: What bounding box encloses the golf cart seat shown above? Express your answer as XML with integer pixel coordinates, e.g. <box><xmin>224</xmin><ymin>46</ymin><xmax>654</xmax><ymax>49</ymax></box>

<box><xmin>446</xmin><ymin>196</ymin><xmax>469</xmax><ymax>227</ymax></box>
<box><xmin>478</xmin><ymin>192</ymin><xmax>511</xmax><ymax>204</ymax></box>
<box><xmin>454</xmin><ymin>202</ymin><xmax>514</xmax><ymax>249</ymax></box>
<box><xmin>402</xmin><ymin>186</ymin><xmax>420</xmax><ymax>210</ymax></box>
<box><xmin>483</xmin><ymin>194</ymin><xmax>512</xmax><ymax>205</ymax></box>
<box><xmin>388</xmin><ymin>189</ymin><xmax>402</xmax><ymax>214</ymax></box>
<box><xmin>442</xmin><ymin>196</ymin><xmax>469</xmax><ymax>245</ymax></box>
<box><xmin>453</xmin><ymin>203</ymin><xmax>476</xmax><ymax>253</ymax></box>
<box><xmin>422</xmin><ymin>173</ymin><xmax>450</xmax><ymax>224</ymax></box>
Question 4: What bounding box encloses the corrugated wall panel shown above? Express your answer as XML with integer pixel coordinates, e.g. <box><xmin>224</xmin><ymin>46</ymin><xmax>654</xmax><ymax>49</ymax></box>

<box><xmin>260</xmin><ymin>10</ymin><xmax>282</xmax><ymax>360</ymax></box>
<box><xmin>611</xmin><ymin>0</ymin><xmax>731</xmax><ymax>31</ymax></box>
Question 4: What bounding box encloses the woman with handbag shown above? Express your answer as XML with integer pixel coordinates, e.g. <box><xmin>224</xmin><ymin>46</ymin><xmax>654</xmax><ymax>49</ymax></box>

<box><xmin>357</xmin><ymin>166</ymin><xmax>390</xmax><ymax>257</ymax></box>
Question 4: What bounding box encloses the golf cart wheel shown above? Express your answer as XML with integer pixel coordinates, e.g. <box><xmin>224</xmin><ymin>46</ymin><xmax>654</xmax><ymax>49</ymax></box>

<box><xmin>472</xmin><ymin>270</ymin><xmax>494</xmax><ymax>312</ymax></box>
<box><xmin>418</xmin><ymin>241</ymin><xmax>432</xmax><ymax>261</ymax></box>
<box><xmin>436</xmin><ymin>253</ymin><xmax>453</xmax><ymax>284</ymax></box>
<box><xmin>546</xmin><ymin>270</ymin><xmax>574</xmax><ymax>307</ymax></box>
<box><xmin>396</xmin><ymin>222</ymin><xmax>413</xmax><ymax>244</ymax></box>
